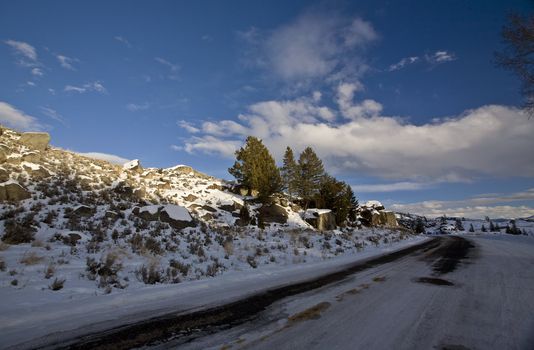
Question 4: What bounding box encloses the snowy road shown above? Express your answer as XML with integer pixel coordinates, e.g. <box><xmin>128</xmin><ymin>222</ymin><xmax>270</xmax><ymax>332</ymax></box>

<box><xmin>158</xmin><ymin>235</ymin><xmax>534</xmax><ymax>350</ymax></box>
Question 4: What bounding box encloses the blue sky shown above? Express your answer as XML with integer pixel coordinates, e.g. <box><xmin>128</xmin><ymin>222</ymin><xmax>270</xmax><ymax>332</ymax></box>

<box><xmin>1</xmin><ymin>0</ymin><xmax>534</xmax><ymax>218</ymax></box>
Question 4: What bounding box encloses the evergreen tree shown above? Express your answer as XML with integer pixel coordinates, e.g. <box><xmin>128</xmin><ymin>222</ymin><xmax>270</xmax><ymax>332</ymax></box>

<box><xmin>469</xmin><ymin>223</ymin><xmax>475</xmax><ymax>232</ymax></box>
<box><xmin>280</xmin><ymin>146</ymin><xmax>298</xmax><ymax>198</ymax></box>
<box><xmin>455</xmin><ymin>218</ymin><xmax>464</xmax><ymax>231</ymax></box>
<box><xmin>414</xmin><ymin>217</ymin><xmax>426</xmax><ymax>234</ymax></box>
<box><xmin>481</xmin><ymin>224</ymin><xmax>487</xmax><ymax>232</ymax></box>
<box><xmin>228</xmin><ymin>136</ymin><xmax>282</xmax><ymax>202</ymax></box>
<box><xmin>489</xmin><ymin>221</ymin><xmax>496</xmax><ymax>232</ymax></box>
<box><xmin>316</xmin><ymin>176</ymin><xmax>355</xmax><ymax>224</ymax></box>
<box><xmin>297</xmin><ymin>146</ymin><xmax>325</xmax><ymax>206</ymax></box>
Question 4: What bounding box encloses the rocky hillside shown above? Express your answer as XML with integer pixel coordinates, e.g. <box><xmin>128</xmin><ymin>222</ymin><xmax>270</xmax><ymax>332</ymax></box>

<box><xmin>0</xmin><ymin>126</ymin><xmax>414</xmax><ymax>296</ymax></box>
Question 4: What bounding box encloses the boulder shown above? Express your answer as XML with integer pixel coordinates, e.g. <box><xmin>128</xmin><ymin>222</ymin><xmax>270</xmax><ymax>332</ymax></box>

<box><xmin>182</xmin><ymin>194</ymin><xmax>198</xmax><ymax>202</ymax></box>
<box><xmin>21</xmin><ymin>152</ymin><xmax>41</xmax><ymax>162</ymax></box>
<box><xmin>123</xmin><ymin>159</ymin><xmax>143</xmax><ymax>173</ymax></box>
<box><xmin>72</xmin><ymin>205</ymin><xmax>95</xmax><ymax>217</ymax></box>
<box><xmin>0</xmin><ymin>168</ymin><xmax>9</xmax><ymax>182</ymax></box>
<box><xmin>0</xmin><ymin>149</ymin><xmax>5</xmax><ymax>164</ymax></box>
<box><xmin>132</xmin><ymin>205</ymin><xmax>160</xmax><ymax>221</ymax></box>
<box><xmin>19</xmin><ymin>132</ymin><xmax>50</xmax><ymax>151</ymax></box>
<box><xmin>159</xmin><ymin>205</ymin><xmax>195</xmax><ymax>229</ymax></box>
<box><xmin>304</xmin><ymin>209</ymin><xmax>336</xmax><ymax>231</ymax></box>
<box><xmin>133</xmin><ymin>204</ymin><xmax>195</xmax><ymax>230</ymax></box>
<box><xmin>258</xmin><ymin>204</ymin><xmax>288</xmax><ymax>224</ymax></box>
<box><xmin>0</xmin><ymin>181</ymin><xmax>31</xmax><ymax>202</ymax></box>
<box><xmin>363</xmin><ymin>200</ymin><xmax>385</xmax><ymax>211</ymax></box>
<box><xmin>359</xmin><ymin>208</ymin><xmax>381</xmax><ymax>226</ymax></box>
<box><xmin>379</xmin><ymin>211</ymin><xmax>398</xmax><ymax>227</ymax></box>
<box><xmin>22</xmin><ymin>164</ymin><xmax>51</xmax><ymax>179</ymax></box>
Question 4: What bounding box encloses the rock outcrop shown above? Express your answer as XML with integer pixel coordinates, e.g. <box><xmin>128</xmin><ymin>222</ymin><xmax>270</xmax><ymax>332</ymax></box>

<box><xmin>0</xmin><ymin>181</ymin><xmax>31</xmax><ymax>202</ymax></box>
<box><xmin>357</xmin><ymin>201</ymin><xmax>398</xmax><ymax>227</ymax></box>
<box><xmin>133</xmin><ymin>204</ymin><xmax>195</xmax><ymax>230</ymax></box>
<box><xmin>304</xmin><ymin>209</ymin><xmax>336</xmax><ymax>231</ymax></box>
<box><xmin>19</xmin><ymin>132</ymin><xmax>50</xmax><ymax>151</ymax></box>
<box><xmin>258</xmin><ymin>204</ymin><xmax>288</xmax><ymax>224</ymax></box>
<box><xmin>123</xmin><ymin>159</ymin><xmax>143</xmax><ymax>173</ymax></box>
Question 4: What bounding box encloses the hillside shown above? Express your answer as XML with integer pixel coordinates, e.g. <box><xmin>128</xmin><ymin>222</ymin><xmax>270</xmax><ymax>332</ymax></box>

<box><xmin>0</xmin><ymin>126</ymin><xmax>414</xmax><ymax>299</ymax></box>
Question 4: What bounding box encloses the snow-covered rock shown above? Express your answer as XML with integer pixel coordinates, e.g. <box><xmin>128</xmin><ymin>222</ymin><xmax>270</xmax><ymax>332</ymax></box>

<box><xmin>304</xmin><ymin>209</ymin><xmax>336</xmax><ymax>231</ymax></box>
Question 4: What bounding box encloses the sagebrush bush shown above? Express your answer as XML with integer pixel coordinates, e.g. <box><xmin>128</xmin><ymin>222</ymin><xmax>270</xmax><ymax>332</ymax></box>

<box><xmin>2</xmin><ymin>219</ymin><xmax>36</xmax><ymax>244</ymax></box>
<box><xmin>49</xmin><ymin>278</ymin><xmax>65</xmax><ymax>291</ymax></box>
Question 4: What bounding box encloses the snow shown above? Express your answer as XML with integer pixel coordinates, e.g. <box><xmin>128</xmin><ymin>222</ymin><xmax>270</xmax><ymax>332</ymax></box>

<box><xmin>123</xmin><ymin>159</ymin><xmax>140</xmax><ymax>170</ymax></box>
<box><xmin>363</xmin><ymin>200</ymin><xmax>383</xmax><ymax>208</ymax></box>
<box><xmin>139</xmin><ymin>205</ymin><xmax>161</xmax><ymax>215</ymax></box>
<box><xmin>304</xmin><ymin>209</ymin><xmax>332</xmax><ymax>219</ymax></box>
<box><xmin>21</xmin><ymin>161</ymin><xmax>40</xmax><ymax>170</ymax></box>
<box><xmin>163</xmin><ymin>204</ymin><xmax>193</xmax><ymax>222</ymax></box>
<box><xmin>0</xmin><ymin>236</ymin><xmax>429</xmax><ymax>349</ymax></box>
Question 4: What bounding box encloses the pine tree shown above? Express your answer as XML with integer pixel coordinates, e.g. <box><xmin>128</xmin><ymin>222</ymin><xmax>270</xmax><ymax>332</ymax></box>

<box><xmin>469</xmin><ymin>223</ymin><xmax>475</xmax><ymax>232</ymax></box>
<box><xmin>316</xmin><ymin>176</ymin><xmax>355</xmax><ymax>224</ymax></box>
<box><xmin>415</xmin><ymin>218</ymin><xmax>426</xmax><ymax>234</ymax></box>
<box><xmin>228</xmin><ymin>136</ymin><xmax>282</xmax><ymax>202</ymax></box>
<box><xmin>489</xmin><ymin>221</ymin><xmax>495</xmax><ymax>232</ymax></box>
<box><xmin>455</xmin><ymin>218</ymin><xmax>464</xmax><ymax>231</ymax></box>
<box><xmin>481</xmin><ymin>224</ymin><xmax>487</xmax><ymax>232</ymax></box>
<box><xmin>297</xmin><ymin>146</ymin><xmax>325</xmax><ymax>206</ymax></box>
<box><xmin>280</xmin><ymin>146</ymin><xmax>298</xmax><ymax>199</ymax></box>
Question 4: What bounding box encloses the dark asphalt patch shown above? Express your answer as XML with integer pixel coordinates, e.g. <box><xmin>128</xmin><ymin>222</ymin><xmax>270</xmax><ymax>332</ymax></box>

<box><xmin>422</xmin><ymin>236</ymin><xmax>475</xmax><ymax>275</ymax></box>
<box><xmin>414</xmin><ymin>277</ymin><xmax>455</xmax><ymax>286</ymax></box>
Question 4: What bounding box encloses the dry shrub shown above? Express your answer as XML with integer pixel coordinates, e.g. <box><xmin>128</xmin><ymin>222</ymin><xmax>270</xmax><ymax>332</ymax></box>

<box><xmin>20</xmin><ymin>251</ymin><xmax>44</xmax><ymax>265</ymax></box>
<box><xmin>49</xmin><ymin>278</ymin><xmax>65</xmax><ymax>291</ymax></box>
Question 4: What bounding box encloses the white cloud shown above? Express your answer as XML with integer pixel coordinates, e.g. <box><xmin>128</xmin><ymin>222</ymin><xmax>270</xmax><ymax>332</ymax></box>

<box><xmin>336</xmin><ymin>82</ymin><xmax>382</xmax><ymax>119</ymax></box>
<box><xmin>56</xmin><ymin>54</ymin><xmax>77</xmax><ymax>70</ymax></box>
<box><xmin>352</xmin><ymin>181</ymin><xmax>430</xmax><ymax>193</ymax></box>
<box><xmin>249</xmin><ymin>12</ymin><xmax>377</xmax><ymax>83</ymax></box>
<box><xmin>77</xmin><ymin>152</ymin><xmax>130</xmax><ymax>165</ymax></box>
<box><xmin>177</xmin><ymin>120</ymin><xmax>200</xmax><ymax>133</ymax></box>
<box><xmin>179</xmin><ymin>84</ymin><xmax>534</xmax><ymax>181</ymax></box>
<box><xmin>26</xmin><ymin>81</ymin><xmax>36</xmax><ymax>87</ymax></box>
<box><xmin>388</xmin><ymin>56</ymin><xmax>419</xmax><ymax>71</ymax></box>
<box><xmin>126</xmin><ymin>103</ymin><xmax>150</xmax><ymax>112</ymax></box>
<box><xmin>389</xmin><ymin>50</ymin><xmax>456</xmax><ymax>71</ymax></box>
<box><xmin>181</xmin><ymin>136</ymin><xmax>242</xmax><ymax>158</ymax></box>
<box><xmin>155</xmin><ymin>57</ymin><xmax>179</xmax><ymax>72</ymax></box>
<box><xmin>31</xmin><ymin>67</ymin><xmax>44</xmax><ymax>76</ymax></box>
<box><xmin>391</xmin><ymin>190</ymin><xmax>534</xmax><ymax>219</ymax></box>
<box><xmin>64</xmin><ymin>81</ymin><xmax>107</xmax><ymax>94</ymax></box>
<box><xmin>5</xmin><ymin>40</ymin><xmax>37</xmax><ymax>61</ymax></box>
<box><xmin>40</xmin><ymin>106</ymin><xmax>65</xmax><ymax>124</ymax></box>
<box><xmin>114</xmin><ymin>36</ymin><xmax>132</xmax><ymax>48</ymax></box>
<box><xmin>0</xmin><ymin>101</ymin><xmax>42</xmax><ymax>130</ymax></box>
<box><xmin>426</xmin><ymin>50</ymin><xmax>456</xmax><ymax>64</ymax></box>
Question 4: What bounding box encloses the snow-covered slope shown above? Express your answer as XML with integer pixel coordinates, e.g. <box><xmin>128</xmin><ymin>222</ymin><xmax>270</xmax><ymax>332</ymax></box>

<box><xmin>0</xmin><ymin>126</ymin><xmax>415</xmax><ymax>302</ymax></box>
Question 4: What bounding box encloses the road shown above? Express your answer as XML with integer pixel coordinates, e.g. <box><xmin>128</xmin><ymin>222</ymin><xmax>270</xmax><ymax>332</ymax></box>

<box><xmin>155</xmin><ymin>235</ymin><xmax>534</xmax><ymax>350</ymax></box>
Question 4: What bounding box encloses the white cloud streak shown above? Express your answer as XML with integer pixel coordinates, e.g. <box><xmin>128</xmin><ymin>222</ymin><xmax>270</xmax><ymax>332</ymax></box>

<box><xmin>244</xmin><ymin>12</ymin><xmax>377</xmax><ymax>83</ymax></box>
<box><xmin>114</xmin><ymin>36</ymin><xmax>132</xmax><ymax>48</ymax></box>
<box><xmin>56</xmin><ymin>54</ymin><xmax>77</xmax><ymax>70</ymax></box>
<box><xmin>352</xmin><ymin>182</ymin><xmax>430</xmax><ymax>193</ymax></box>
<box><xmin>0</xmin><ymin>101</ymin><xmax>42</xmax><ymax>130</ymax></box>
<box><xmin>40</xmin><ymin>106</ymin><xmax>65</xmax><ymax>124</ymax></box>
<box><xmin>126</xmin><ymin>103</ymin><xmax>150</xmax><ymax>112</ymax></box>
<box><xmin>77</xmin><ymin>152</ymin><xmax>130</xmax><ymax>165</ymax></box>
<box><xmin>5</xmin><ymin>40</ymin><xmax>37</xmax><ymax>61</ymax></box>
<box><xmin>64</xmin><ymin>81</ymin><xmax>107</xmax><ymax>94</ymax></box>
<box><xmin>391</xmin><ymin>189</ymin><xmax>534</xmax><ymax>219</ymax></box>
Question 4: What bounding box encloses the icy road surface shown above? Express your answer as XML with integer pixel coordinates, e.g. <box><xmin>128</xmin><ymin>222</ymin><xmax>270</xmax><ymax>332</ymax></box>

<box><xmin>159</xmin><ymin>235</ymin><xmax>534</xmax><ymax>350</ymax></box>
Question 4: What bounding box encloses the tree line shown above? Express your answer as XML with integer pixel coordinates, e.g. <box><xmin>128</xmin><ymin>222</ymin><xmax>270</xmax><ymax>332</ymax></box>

<box><xmin>228</xmin><ymin>136</ymin><xmax>357</xmax><ymax>224</ymax></box>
